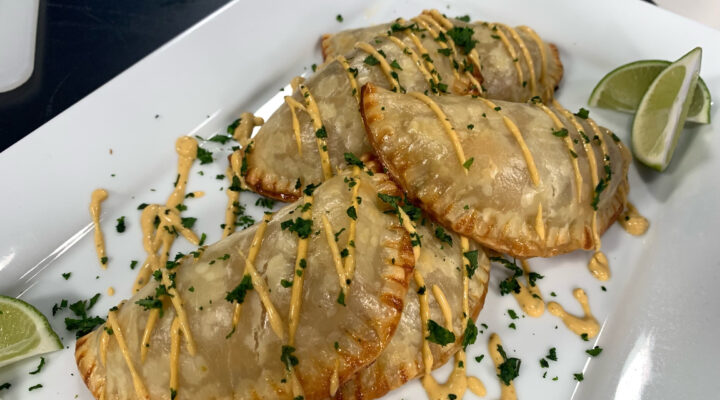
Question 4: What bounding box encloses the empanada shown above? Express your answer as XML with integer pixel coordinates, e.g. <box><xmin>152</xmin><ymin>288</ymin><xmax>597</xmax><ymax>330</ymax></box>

<box><xmin>75</xmin><ymin>170</ymin><xmax>415</xmax><ymax>400</ymax></box>
<box><xmin>336</xmin><ymin>219</ymin><xmax>491</xmax><ymax>399</ymax></box>
<box><xmin>361</xmin><ymin>83</ymin><xmax>631</xmax><ymax>258</ymax></box>
<box><xmin>243</xmin><ymin>10</ymin><xmax>563</xmax><ymax>201</ymax></box>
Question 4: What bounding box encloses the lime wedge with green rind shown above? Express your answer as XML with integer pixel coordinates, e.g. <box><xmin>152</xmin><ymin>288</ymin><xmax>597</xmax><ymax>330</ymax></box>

<box><xmin>589</xmin><ymin>59</ymin><xmax>711</xmax><ymax>124</ymax></box>
<box><xmin>632</xmin><ymin>47</ymin><xmax>702</xmax><ymax>171</ymax></box>
<box><xmin>0</xmin><ymin>295</ymin><xmax>63</xmax><ymax>368</ymax></box>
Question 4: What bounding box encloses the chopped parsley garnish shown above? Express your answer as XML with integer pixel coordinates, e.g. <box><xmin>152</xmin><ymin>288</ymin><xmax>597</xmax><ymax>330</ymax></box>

<box><xmin>546</xmin><ymin>347</ymin><xmax>558</xmax><ymax>361</ymax></box>
<box><xmin>337</xmin><ymin>290</ymin><xmax>346</xmax><ymax>306</ymax></box>
<box><xmin>390</xmin><ymin>60</ymin><xmax>403</xmax><ymax>70</ymax></box>
<box><xmin>438</xmin><ymin>48</ymin><xmax>453</xmax><ymax>56</ymax></box>
<box><xmin>586</xmin><ymin>346</ymin><xmax>603</xmax><ymax>356</ymax></box>
<box><xmin>434</xmin><ymin>226</ymin><xmax>453</xmax><ymax>246</ymax></box>
<box><xmin>29</xmin><ymin>357</ymin><xmax>45</xmax><ymax>374</ymax></box>
<box><xmin>334</xmin><ymin>228</ymin><xmax>346</xmax><ymax>241</ymax></box>
<box><xmin>508</xmin><ymin>309</ymin><xmax>519</xmax><ymax>320</ymax></box>
<box><xmin>255</xmin><ymin>197</ymin><xmax>275</xmax><ymax>209</ymax></box>
<box><xmin>569</xmin><ymin>149</ymin><xmax>578</xmax><ymax>158</ymax></box>
<box><xmin>280</xmin><ymin>345</ymin><xmax>299</xmax><ymax>370</ymax></box>
<box><xmin>540</xmin><ymin>358</ymin><xmax>549</xmax><ymax>368</ymax></box>
<box><xmin>100</xmin><ymin>256</ymin><xmax>108</xmax><ymax>265</ymax></box>
<box><xmin>461</xmin><ymin>320</ymin><xmax>478</xmax><ymax>350</ymax></box>
<box><xmin>0</xmin><ymin>383</ymin><xmax>10</xmax><ymax>390</ymax></box>
<box><xmin>137</xmin><ymin>203</ymin><xmax>149</xmax><ymax>210</ymax></box>
<box><xmin>181</xmin><ymin>217</ymin><xmax>196</xmax><ymax>229</ymax></box>
<box><xmin>336</xmin><ymin>14</ymin><xmax>343</xmax><ymax>22</ymax></box>
<box><xmin>591</xmin><ymin>177</ymin><xmax>608</xmax><ymax>210</ymax></box>
<box><xmin>311</xmin><ymin>63</ymin><xmax>317</xmax><ymax>72</ymax></box>
<box><xmin>364</xmin><ymin>55</ymin><xmax>380</xmax><ymax>66</ymax></box>
<box><xmin>199</xmin><ymin>233</ymin><xmax>207</xmax><ymax>246</ymax></box>
<box><xmin>315</xmin><ymin>126</ymin><xmax>328</xmax><ymax>139</ymax></box>
<box><xmin>280</xmin><ymin>279</ymin><xmax>293</xmax><ymax>288</ymax></box>
<box><xmin>463</xmin><ymin>157</ymin><xmax>474</xmax><ymax>169</ymax></box>
<box><xmin>390</xmin><ymin>22</ymin><xmax>419</xmax><ymax>32</ymax></box>
<box><xmin>281</xmin><ymin>217</ymin><xmax>313</xmax><ymax>238</ymax></box>
<box><xmin>467</xmin><ymin>124</ymin><xmax>474</xmax><ymax>130</ymax></box>
<box><xmin>475</xmin><ymin>355</ymin><xmax>484</xmax><ymax>363</ymax></box>
<box><xmin>426</xmin><ymin>319</ymin><xmax>456</xmax><ymax>346</ymax></box>
<box><xmin>575</xmin><ymin>108</ymin><xmax>590</xmax><ymax>119</ymax></box>
<box><xmin>496</xmin><ymin>344</ymin><xmax>521</xmax><ymax>386</ymax></box>
<box><xmin>196</xmin><ymin>147</ymin><xmax>213</xmax><ymax>164</ymax></box>
<box><xmin>342</xmin><ymin>153</ymin><xmax>365</xmax><ymax>169</ymax></box>
<box><xmin>225</xmin><ymin>274</ymin><xmax>253</xmax><ymax>304</ymax></box>
<box><xmin>303</xmin><ymin>183</ymin><xmax>319</xmax><ymax>196</ymax></box>
<box><xmin>491</xmin><ymin>256</ymin><xmax>523</xmax><ymax>295</ymax></box>
<box><xmin>417</xmin><ymin>285</ymin><xmax>426</xmax><ymax>295</ymax></box>
<box><xmin>115</xmin><ymin>216</ymin><xmax>126</xmax><ymax>233</ymax></box>
<box><xmin>227</xmin><ymin>118</ymin><xmax>241</xmax><ymax>134</ymax></box>
<box><xmin>528</xmin><ymin>271</ymin><xmax>544</xmax><ymax>287</ymax></box>
<box><xmin>494</xmin><ymin>106</ymin><xmax>502</xmax><ymax>111</ymax></box>
<box><xmin>229</xmin><ymin>175</ymin><xmax>243</xmax><ymax>192</ymax></box>
<box><xmin>135</xmin><ymin>296</ymin><xmax>163</xmax><ymax>313</ymax></box>
<box><xmin>28</xmin><ymin>384</ymin><xmax>43</xmax><ymax>391</ymax></box>
<box><xmin>209</xmin><ymin>134</ymin><xmax>232</xmax><ymax>144</ymax></box>
<box><xmin>346</xmin><ymin>206</ymin><xmax>357</xmax><ymax>220</ymax></box>
<box><xmin>508</xmin><ymin>323</ymin><xmax>516</xmax><ymax>329</ymax></box>
<box><xmin>574</xmin><ymin>373</ymin><xmax>584</xmax><ymax>382</ymax></box>
<box><xmin>552</xmin><ymin>128</ymin><xmax>569</xmax><ymax>138</ymax></box>
<box><xmin>456</xmin><ymin>15</ymin><xmax>471</xmax><ymax>22</ymax></box>
<box><xmin>64</xmin><ymin>293</ymin><xmax>105</xmax><ymax>337</ymax></box>
<box><xmin>62</xmin><ymin>272</ymin><xmax>71</xmax><ymax>280</ymax></box>
<box><xmin>52</xmin><ymin>299</ymin><xmax>68</xmax><ymax>316</ymax></box>
<box><xmin>463</xmin><ymin>250</ymin><xmax>479</xmax><ymax>278</ymax></box>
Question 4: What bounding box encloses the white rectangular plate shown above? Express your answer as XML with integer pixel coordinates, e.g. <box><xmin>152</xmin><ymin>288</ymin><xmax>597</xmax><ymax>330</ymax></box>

<box><xmin>1</xmin><ymin>0</ymin><xmax>719</xmax><ymax>399</ymax></box>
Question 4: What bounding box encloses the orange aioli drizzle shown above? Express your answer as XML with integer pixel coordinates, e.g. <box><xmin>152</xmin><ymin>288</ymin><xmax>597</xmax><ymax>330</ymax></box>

<box><xmin>477</xmin><ymin>98</ymin><xmax>541</xmax><ymax>186</ymax></box>
<box><xmin>288</xmin><ymin>195</ymin><xmax>313</xmax><ymax>344</ymax></box>
<box><xmin>298</xmin><ymin>83</ymin><xmax>333</xmax><ymax>181</ymax></box>
<box><xmin>343</xmin><ymin>167</ymin><xmax>361</xmax><ymax>280</ymax></box>
<box><xmin>222</xmin><ymin>151</ymin><xmax>244</xmax><ymax>238</ymax></box>
<box><xmin>497</xmin><ymin>23</ymin><xmax>537</xmax><ymax>96</ymax></box>
<box><xmin>535</xmin><ymin>104</ymin><xmax>584</xmax><ymax>201</ymax></box>
<box><xmin>547</xmin><ymin>288</ymin><xmax>600</xmax><ymax>338</ymax></box>
<box><xmin>89</xmin><ymin>188</ymin><xmax>109</xmax><ymax>268</ymax></box>
<box><xmin>335</xmin><ymin>55</ymin><xmax>360</xmax><ymax>103</ymax></box>
<box><xmin>517</xmin><ymin>26</ymin><xmax>548</xmax><ymax>93</ymax></box>
<box><xmin>322</xmin><ymin>214</ymin><xmax>349</xmax><ymax>293</ymax></box>
<box><xmin>619</xmin><ymin>202</ymin><xmax>649</xmax><ymax>236</ymax></box>
<box><xmin>284</xmin><ymin>96</ymin><xmax>306</xmax><ymax>155</ymax></box>
<box><xmin>491</xmin><ymin>24</ymin><xmax>524</xmax><ymax>87</ymax></box>
<box><xmin>355</xmin><ymin>41</ymin><xmax>402</xmax><ymax>90</ymax></box>
<box><xmin>386</xmin><ymin>35</ymin><xmax>435</xmax><ymax>85</ymax></box>
<box><xmin>489</xmin><ymin>333</ymin><xmax>518</xmax><ymax>400</ymax></box>
<box><xmin>229</xmin><ymin>112</ymin><xmax>264</xmax><ymax>146</ymax></box>
<box><xmin>408</xmin><ymin>92</ymin><xmax>468</xmax><ymax>173</ymax></box>
<box><xmin>169</xmin><ymin>317</ymin><xmax>181</xmax><ymax>398</ymax></box>
<box><xmin>107</xmin><ymin>310</ymin><xmax>150</xmax><ymax>399</ymax></box>
<box><xmin>511</xmin><ymin>260</ymin><xmax>545</xmax><ymax>317</ymax></box>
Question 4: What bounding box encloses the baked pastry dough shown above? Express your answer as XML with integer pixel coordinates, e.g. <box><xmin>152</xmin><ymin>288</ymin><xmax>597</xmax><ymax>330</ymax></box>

<box><xmin>75</xmin><ymin>170</ymin><xmax>415</xmax><ymax>400</ymax></box>
<box><xmin>337</xmin><ymin>220</ymin><xmax>491</xmax><ymax>399</ymax></box>
<box><xmin>361</xmin><ymin>83</ymin><xmax>631</xmax><ymax>258</ymax></box>
<box><xmin>243</xmin><ymin>10</ymin><xmax>563</xmax><ymax>201</ymax></box>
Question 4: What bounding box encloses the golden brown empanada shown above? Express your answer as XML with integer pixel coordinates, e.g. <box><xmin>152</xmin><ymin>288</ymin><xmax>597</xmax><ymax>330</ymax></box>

<box><xmin>361</xmin><ymin>83</ymin><xmax>631</xmax><ymax>258</ymax></box>
<box><xmin>336</xmin><ymin>219</ymin><xmax>491</xmax><ymax>399</ymax></box>
<box><xmin>75</xmin><ymin>170</ymin><xmax>415</xmax><ymax>400</ymax></box>
<box><xmin>243</xmin><ymin>10</ymin><xmax>563</xmax><ymax>202</ymax></box>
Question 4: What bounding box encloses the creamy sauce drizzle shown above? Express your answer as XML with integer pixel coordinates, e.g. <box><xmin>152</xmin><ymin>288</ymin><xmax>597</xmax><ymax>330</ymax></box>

<box><xmin>298</xmin><ymin>83</ymin><xmax>333</xmax><ymax>181</ymax></box>
<box><xmin>619</xmin><ymin>202</ymin><xmax>649</xmax><ymax>236</ymax></box>
<box><xmin>107</xmin><ymin>310</ymin><xmax>150</xmax><ymax>399</ymax></box>
<box><xmin>489</xmin><ymin>333</ymin><xmax>517</xmax><ymax>400</ymax></box>
<box><xmin>498</xmin><ymin>23</ymin><xmax>536</xmax><ymax>96</ymax></box>
<box><xmin>343</xmin><ymin>167</ymin><xmax>361</xmax><ymax>280</ymax></box>
<box><xmin>322</xmin><ymin>214</ymin><xmax>349</xmax><ymax>293</ymax></box>
<box><xmin>355</xmin><ymin>41</ymin><xmax>402</xmax><ymax>90</ymax></box>
<box><xmin>284</xmin><ymin>96</ymin><xmax>306</xmax><ymax>155</ymax></box>
<box><xmin>107</xmin><ymin>287</ymin><xmax>115</xmax><ymax>296</ymax></box>
<box><xmin>229</xmin><ymin>112</ymin><xmax>264</xmax><ymax>146</ymax></box>
<box><xmin>288</xmin><ymin>196</ymin><xmax>312</xmax><ymax>344</ymax></box>
<box><xmin>90</xmin><ymin>188</ymin><xmax>109</xmax><ymax>268</ymax></box>
<box><xmin>409</xmin><ymin>92</ymin><xmax>468</xmax><ymax>172</ymax></box>
<box><xmin>492</xmin><ymin>25</ymin><xmax>523</xmax><ymax>87</ymax></box>
<box><xmin>517</xmin><ymin>26</ymin><xmax>548</xmax><ymax>95</ymax></box>
<box><xmin>547</xmin><ymin>288</ymin><xmax>599</xmax><ymax>338</ymax></box>
<box><xmin>588</xmin><ymin>251</ymin><xmax>610</xmax><ymax>281</ymax></box>
<box><xmin>386</xmin><ymin>35</ymin><xmax>434</xmax><ymax>86</ymax></box>
<box><xmin>169</xmin><ymin>317</ymin><xmax>181</xmax><ymax>397</ymax></box>
<box><xmin>535</xmin><ymin>202</ymin><xmax>545</xmax><ymax>241</ymax></box>
<box><xmin>222</xmin><ymin>152</ymin><xmax>244</xmax><ymax>238</ymax></box>
<box><xmin>335</xmin><ymin>55</ymin><xmax>360</xmax><ymax>103</ymax></box>
<box><xmin>512</xmin><ymin>260</ymin><xmax>545</xmax><ymax>317</ymax></box>
<box><xmin>535</xmin><ymin>104</ymin><xmax>583</xmax><ymax>201</ymax></box>
<box><xmin>478</xmin><ymin>97</ymin><xmax>541</xmax><ymax>186</ymax></box>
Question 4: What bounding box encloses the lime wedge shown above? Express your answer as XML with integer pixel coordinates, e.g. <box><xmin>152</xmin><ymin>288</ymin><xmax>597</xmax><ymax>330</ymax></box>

<box><xmin>632</xmin><ymin>47</ymin><xmax>702</xmax><ymax>171</ymax></box>
<box><xmin>589</xmin><ymin>59</ymin><xmax>711</xmax><ymax>124</ymax></box>
<box><xmin>0</xmin><ymin>295</ymin><xmax>62</xmax><ymax>368</ymax></box>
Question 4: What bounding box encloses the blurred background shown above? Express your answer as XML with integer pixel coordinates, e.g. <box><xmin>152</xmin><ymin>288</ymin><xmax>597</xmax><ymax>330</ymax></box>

<box><xmin>0</xmin><ymin>0</ymin><xmax>716</xmax><ymax>153</ymax></box>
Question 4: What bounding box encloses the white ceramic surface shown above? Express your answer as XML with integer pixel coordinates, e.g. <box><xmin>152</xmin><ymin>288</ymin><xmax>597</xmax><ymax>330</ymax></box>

<box><xmin>0</xmin><ymin>0</ymin><xmax>718</xmax><ymax>399</ymax></box>
<box><xmin>0</xmin><ymin>0</ymin><xmax>38</xmax><ymax>92</ymax></box>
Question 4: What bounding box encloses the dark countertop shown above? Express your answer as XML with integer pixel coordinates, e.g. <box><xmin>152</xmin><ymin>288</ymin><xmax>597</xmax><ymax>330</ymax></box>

<box><xmin>0</xmin><ymin>0</ymin><xmax>231</xmax><ymax>153</ymax></box>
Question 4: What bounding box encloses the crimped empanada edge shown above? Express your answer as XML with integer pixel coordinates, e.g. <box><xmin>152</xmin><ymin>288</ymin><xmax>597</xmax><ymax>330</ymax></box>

<box><xmin>75</xmin><ymin>330</ymin><xmax>107</xmax><ymax>400</ymax></box>
<box><xmin>360</xmin><ymin>83</ymin><xmax>628</xmax><ymax>259</ymax></box>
